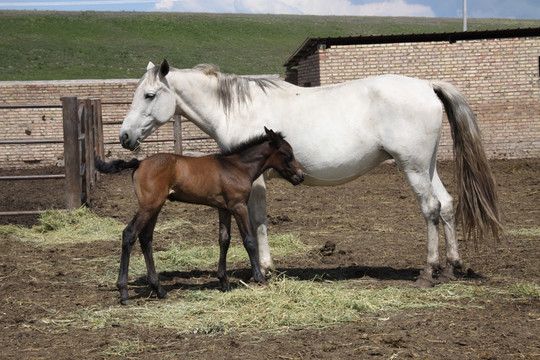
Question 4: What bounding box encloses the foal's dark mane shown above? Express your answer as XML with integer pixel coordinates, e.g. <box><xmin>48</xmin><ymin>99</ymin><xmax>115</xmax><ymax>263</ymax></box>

<box><xmin>220</xmin><ymin>131</ymin><xmax>284</xmax><ymax>157</ymax></box>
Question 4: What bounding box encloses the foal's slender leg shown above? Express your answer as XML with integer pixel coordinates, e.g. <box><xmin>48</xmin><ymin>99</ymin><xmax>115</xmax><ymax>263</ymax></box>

<box><xmin>233</xmin><ymin>204</ymin><xmax>267</xmax><ymax>285</ymax></box>
<box><xmin>117</xmin><ymin>214</ymin><xmax>144</xmax><ymax>305</ymax></box>
<box><xmin>117</xmin><ymin>207</ymin><xmax>162</xmax><ymax>305</ymax></box>
<box><xmin>432</xmin><ymin>171</ymin><xmax>463</xmax><ymax>282</ymax></box>
<box><xmin>404</xmin><ymin>170</ymin><xmax>442</xmax><ymax>288</ymax></box>
<box><xmin>217</xmin><ymin>209</ymin><xmax>232</xmax><ymax>292</ymax></box>
<box><xmin>248</xmin><ymin>175</ymin><xmax>273</xmax><ymax>275</ymax></box>
<box><xmin>139</xmin><ymin>209</ymin><xmax>168</xmax><ymax>299</ymax></box>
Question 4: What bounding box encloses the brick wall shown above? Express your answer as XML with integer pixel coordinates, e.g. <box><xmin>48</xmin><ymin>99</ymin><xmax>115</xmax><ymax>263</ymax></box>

<box><xmin>296</xmin><ymin>36</ymin><xmax>540</xmax><ymax>159</ymax></box>
<box><xmin>0</xmin><ymin>79</ymin><xmax>218</xmax><ymax>169</ymax></box>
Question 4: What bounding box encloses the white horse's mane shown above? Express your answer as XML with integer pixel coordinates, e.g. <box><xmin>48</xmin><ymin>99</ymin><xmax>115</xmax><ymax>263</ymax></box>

<box><xmin>192</xmin><ymin>64</ymin><xmax>282</xmax><ymax>112</ymax></box>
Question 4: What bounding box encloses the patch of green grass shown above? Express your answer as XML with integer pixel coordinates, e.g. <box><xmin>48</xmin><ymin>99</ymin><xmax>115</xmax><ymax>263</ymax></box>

<box><xmin>0</xmin><ymin>11</ymin><xmax>538</xmax><ymax>80</ymax></box>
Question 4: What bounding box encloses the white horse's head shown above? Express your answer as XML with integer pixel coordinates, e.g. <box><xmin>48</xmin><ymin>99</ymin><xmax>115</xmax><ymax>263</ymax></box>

<box><xmin>119</xmin><ymin>59</ymin><xmax>177</xmax><ymax>151</ymax></box>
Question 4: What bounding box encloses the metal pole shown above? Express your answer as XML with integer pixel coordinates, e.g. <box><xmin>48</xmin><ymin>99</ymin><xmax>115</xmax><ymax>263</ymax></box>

<box><xmin>463</xmin><ymin>0</ymin><xmax>467</xmax><ymax>32</ymax></box>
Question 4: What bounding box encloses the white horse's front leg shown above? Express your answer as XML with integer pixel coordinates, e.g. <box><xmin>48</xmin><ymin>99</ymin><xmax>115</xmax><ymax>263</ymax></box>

<box><xmin>248</xmin><ymin>175</ymin><xmax>274</xmax><ymax>275</ymax></box>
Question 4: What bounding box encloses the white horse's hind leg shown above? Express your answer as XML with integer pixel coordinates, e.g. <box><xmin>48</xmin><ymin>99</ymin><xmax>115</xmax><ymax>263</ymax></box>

<box><xmin>403</xmin><ymin>170</ymin><xmax>442</xmax><ymax>288</ymax></box>
<box><xmin>248</xmin><ymin>175</ymin><xmax>274</xmax><ymax>276</ymax></box>
<box><xmin>432</xmin><ymin>171</ymin><xmax>463</xmax><ymax>282</ymax></box>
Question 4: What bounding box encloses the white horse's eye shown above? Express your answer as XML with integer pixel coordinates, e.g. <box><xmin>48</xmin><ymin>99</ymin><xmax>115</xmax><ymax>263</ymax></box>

<box><xmin>145</xmin><ymin>93</ymin><xmax>155</xmax><ymax>100</ymax></box>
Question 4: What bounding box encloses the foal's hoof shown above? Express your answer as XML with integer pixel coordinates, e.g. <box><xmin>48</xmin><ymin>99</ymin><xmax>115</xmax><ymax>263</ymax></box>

<box><xmin>254</xmin><ymin>277</ymin><xmax>268</xmax><ymax>285</ymax></box>
<box><xmin>157</xmin><ymin>290</ymin><xmax>168</xmax><ymax>299</ymax></box>
<box><xmin>120</xmin><ymin>298</ymin><xmax>131</xmax><ymax>306</ymax></box>
<box><xmin>220</xmin><ymin>281</ymin><xmax>231</xmax><ymax>292</ymax></box>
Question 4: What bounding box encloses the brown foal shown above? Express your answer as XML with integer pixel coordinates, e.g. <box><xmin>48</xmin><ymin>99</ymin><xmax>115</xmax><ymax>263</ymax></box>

<box><xmin>96</xmin><ymin>127</ymin><xmax>303</xmax><ymax>305</ymax></box>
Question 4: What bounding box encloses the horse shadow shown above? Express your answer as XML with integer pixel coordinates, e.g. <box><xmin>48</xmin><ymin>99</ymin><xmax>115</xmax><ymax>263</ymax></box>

<box><xmin>124</xmin><ymin>264</ymin><xmax>433</xmax><ymax>302</ymax></box>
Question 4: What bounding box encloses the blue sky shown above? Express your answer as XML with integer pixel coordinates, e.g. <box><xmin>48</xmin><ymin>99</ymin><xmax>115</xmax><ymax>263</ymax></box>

<box><xmin>0</xmin><ymin>0</ymin><xmax>539</xmax><ymax>19</ymax></box>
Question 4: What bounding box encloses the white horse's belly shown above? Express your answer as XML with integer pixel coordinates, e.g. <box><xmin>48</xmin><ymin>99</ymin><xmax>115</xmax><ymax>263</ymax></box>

<box><xmin>295</xmin><ymin>146</ymin><xmax>391</xmax><ymax>186</ymax></box>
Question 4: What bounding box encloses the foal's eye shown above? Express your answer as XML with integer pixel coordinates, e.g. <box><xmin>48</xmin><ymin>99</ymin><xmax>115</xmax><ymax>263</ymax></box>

<box><xmin>145</xmin><ymin>93</ymin><xmax>155</xmax><ymax>100</ymax></box>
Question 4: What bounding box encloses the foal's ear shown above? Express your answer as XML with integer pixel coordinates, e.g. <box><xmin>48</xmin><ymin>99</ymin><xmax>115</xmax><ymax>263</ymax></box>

<box><xmin>265</xmin><ymin>127</ymin><xmax>283</xmax><ymax>148</ymax></box>
<box><xmin>159</xmin><ymin>59</ymin><xmax>170</xmax><ymax>77</ymax></box>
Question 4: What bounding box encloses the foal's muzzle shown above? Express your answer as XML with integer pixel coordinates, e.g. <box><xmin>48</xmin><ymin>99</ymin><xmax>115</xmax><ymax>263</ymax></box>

<box><xmin>291</xmin><ymin>172</ymin><xmax>304</xmax><ymax>186</ymax></box>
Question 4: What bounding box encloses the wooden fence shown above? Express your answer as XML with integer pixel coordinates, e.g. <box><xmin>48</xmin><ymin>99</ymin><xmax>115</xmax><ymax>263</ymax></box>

<box><xmin>0</xmin><ymin>97</ymin><xmax>104</xmax><ymax>216</ymax></box>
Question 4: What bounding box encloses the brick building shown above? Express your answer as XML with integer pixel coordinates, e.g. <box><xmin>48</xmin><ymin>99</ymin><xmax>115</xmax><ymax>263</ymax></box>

<box><xmin>284</xmin><ymin>27</ymin><xmax>540</xmax><ymax>159</ymax></box>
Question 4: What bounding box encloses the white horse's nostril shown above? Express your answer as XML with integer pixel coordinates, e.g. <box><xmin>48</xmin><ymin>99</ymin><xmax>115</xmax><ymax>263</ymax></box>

<box><xmin>120</xmin><ymin>132</ymin><xmax>133</xmax><ymax>149</ymax></box>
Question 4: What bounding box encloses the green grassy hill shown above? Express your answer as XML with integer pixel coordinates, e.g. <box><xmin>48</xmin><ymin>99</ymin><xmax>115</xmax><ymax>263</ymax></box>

<box><xmin>0</xmin><ymin>10</ymin><xmax>538</xmax><ymax>80</ymax></box>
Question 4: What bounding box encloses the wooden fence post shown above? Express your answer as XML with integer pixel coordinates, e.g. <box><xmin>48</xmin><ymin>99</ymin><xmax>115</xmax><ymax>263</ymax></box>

<box><xmin>62</xmin><ymin>96</ymin><xmax>82</xmax><ymax>209</ymax></box>
<box><xmin>78</xmin><ymin>99</ymin><xmax>91</xmax><ymax>205</ymax></box>
<box><xmin>91</xmin><ymin>99</ymin><xmax>104</xmax><ymax>187</ymax></box>
<box><xmin>91</xmin><ymin>99</ymin><xmax>104</xmax><ymax>160</ymax></box>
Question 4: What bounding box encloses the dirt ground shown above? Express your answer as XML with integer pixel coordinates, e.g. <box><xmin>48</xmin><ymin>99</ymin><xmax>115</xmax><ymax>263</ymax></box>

<box><xmin>0</xmin><ymin>158</ymin><xmax>538</xmax><ymax>359</ymax></box>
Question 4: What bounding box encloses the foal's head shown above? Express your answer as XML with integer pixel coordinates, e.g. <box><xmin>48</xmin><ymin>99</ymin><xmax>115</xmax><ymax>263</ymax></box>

<box><xmin>264</xmin><ymin>127</ymin><xmax>304</xmax><ymax>186</ymax></box>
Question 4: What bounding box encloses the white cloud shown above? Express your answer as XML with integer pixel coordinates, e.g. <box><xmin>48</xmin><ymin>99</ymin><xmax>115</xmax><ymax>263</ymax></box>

<box><xmin>237</xmin><ymin>0</ymin><xmax>435</xmax><ymax>17</ymax></box>
<box><xmin>155</xmin><ymin>0</ymin><xmax>236</xmax><ymax>12</ymax></box>
<box><xmin>155</xmin><ymin>0</ymin><xmax>175</xmax><ymax>10</ymax></box>
<box><xmin>153</xmin><ymin>0</ymin><xmax>435</xmax><ymax>17</ymax></box>
<box><xmin>233</xmin><ymin>0</ymin><xmax>300</xmax><ymax>14</ymax></box>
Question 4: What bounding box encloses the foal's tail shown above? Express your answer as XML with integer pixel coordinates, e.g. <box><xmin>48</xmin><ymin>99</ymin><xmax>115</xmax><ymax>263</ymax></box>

<box><xmin>430</xmin><ymin>80</ymin><xmax>503</xmax><ymax>242</ymax></box>
<box><xmin>95</xmin><ymin>158</ymin><xmax>141</xmax><ymax>174</ymax></box>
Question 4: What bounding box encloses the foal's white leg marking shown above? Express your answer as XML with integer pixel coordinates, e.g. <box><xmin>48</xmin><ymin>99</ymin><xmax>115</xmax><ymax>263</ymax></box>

<box><xmin>248</xmin><ymin>175</ymin><xmax>273</xmax><ymax>275</ymax></box>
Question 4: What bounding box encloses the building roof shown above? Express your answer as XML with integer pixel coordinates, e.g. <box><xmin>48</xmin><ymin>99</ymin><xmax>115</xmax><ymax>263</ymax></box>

<box><xmin>284</xmin><ymin>27</ymin><xmax>540</xmax><ymax>68</ymax></box>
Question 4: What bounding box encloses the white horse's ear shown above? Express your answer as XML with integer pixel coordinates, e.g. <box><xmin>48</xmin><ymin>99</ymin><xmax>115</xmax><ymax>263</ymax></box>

<box><xmin>147</xmin><ymin>61</ymin><xmax>155</xmax><ymax>71</ymax></box>
<box><xmin>159</xmin><ymin>59</ymin><xmax>170</xmax><ymax>77</ymax></box>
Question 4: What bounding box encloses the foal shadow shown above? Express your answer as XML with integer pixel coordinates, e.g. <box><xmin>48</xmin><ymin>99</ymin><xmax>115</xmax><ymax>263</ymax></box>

<box><xmin>128</xmin><ymin>269</ymin><xmax>223</xmax><ymax>299</ymax></box>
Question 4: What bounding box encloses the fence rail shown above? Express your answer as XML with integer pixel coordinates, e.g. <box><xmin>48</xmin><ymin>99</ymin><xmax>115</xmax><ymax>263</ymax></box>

<box><xmin>0</xmin><ymin>104</ymin><xmax>61</xmax><ymax>109</ymax></box>
<box><xmin>0</xmin><ymin>139</ymin><xmax>64</xmax><ymax>145</ymax></box>
<box><xmin>0</xmin><ymin>174</ymin><xmax>65</xmax><ymax>180</ymax></box>
<box><xmin>0</xmin><ymin>210</ymin><xmax>56</xmax><ymax>216</ymax></box>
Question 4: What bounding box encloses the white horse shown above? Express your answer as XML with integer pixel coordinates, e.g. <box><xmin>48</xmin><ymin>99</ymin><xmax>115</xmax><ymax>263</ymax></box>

<box><xmin>119</xmin><ymin>59</ymin><xmax>502</xmax><ymax>287</ymax></box>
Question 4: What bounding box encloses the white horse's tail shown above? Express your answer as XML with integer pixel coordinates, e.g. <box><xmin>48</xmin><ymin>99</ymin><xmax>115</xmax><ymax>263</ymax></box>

<box><xmin>430</xmin><ymin>80</ymin><xmax>503</xmax><ymax>242</ymax></box>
